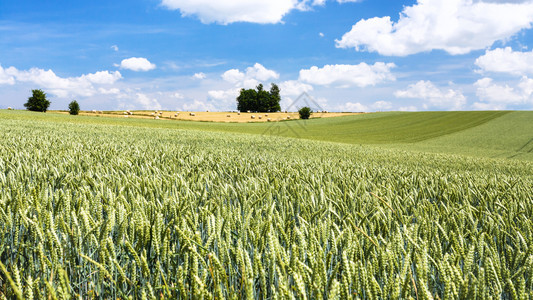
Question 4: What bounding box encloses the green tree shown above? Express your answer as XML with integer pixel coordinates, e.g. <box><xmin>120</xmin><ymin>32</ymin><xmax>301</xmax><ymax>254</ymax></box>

<box><xmin>256</xmin><ymin>84</ymin><xmax>271</xmax><ymax>112</ymax></box>
<box><xmin>237</xmin><ymin>88</ymin><xmax>258</xmax><ymax>112</ymax></box>
<box><xmin>68</xmin><ymin>100</ymin><xmax>80</xmax><ymax>115</ymax></box>
<box><xmin>236</xmin><ymin>83</ymin><xmax>281</xmax><ymax>112</ymax></box>
<box><xmin>268</xmin><ymin>84</ymin><xmax>281</xmax><ymax>112</ymax></box>
<box><xmin>299</xmin><ymin>106</ymin><xmax>312</xmax><ymax>119</ymax></box>
<box><xmin>24</xmin><ymin>89</ymin><xmax>51</xmax><ymax>112</ymax></box>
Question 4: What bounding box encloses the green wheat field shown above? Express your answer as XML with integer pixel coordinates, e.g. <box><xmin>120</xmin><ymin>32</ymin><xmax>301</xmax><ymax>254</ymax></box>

<box><xmin>0</xmin><ymin>110</ymin><xmax>532</xmax><ymax>299</ymax></box>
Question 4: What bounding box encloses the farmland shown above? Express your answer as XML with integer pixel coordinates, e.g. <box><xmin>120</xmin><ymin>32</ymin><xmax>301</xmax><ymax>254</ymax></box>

<box><xmin>50</xmin><ymin>110</ymin><xmax>359</xmax><ymax>123</ymax></box>
<box><xmin>0</xmin><ymin>110</ymin><xmax>532</xmax><ymax>298</ymax></box>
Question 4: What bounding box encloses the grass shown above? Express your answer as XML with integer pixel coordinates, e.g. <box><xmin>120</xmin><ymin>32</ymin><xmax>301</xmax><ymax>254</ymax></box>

<box><xmin>0</xmin><ymin>109</ymin><xmax>532</xmax><ymax>298</ymax></box>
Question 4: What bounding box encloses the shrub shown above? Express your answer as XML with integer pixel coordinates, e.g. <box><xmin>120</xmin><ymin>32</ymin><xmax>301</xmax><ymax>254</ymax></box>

<box><xmin>68</xmin><ymin>100</ymin><xmax>80</xmax><ymax>115</ymax></box>
<box><xmin>299</xmin><ymin>106</ymin><xmax>312</xmax><ymax>119</ymax></box>
<box><xmin>24</xmin><ymin>89</ymin><xmax>51</xmax><ymax>112</ymax></box>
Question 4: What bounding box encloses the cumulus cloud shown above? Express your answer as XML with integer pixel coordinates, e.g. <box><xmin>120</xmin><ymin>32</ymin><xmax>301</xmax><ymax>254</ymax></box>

<box><xmin>0</xmin><ymin>64</ymin><xmax>122</xmax><ymax>98</ymax></box>
<box><xmin>473</xmin><ymin>76</ymin><xmax>533</xmax><ymax>109</ymax></box>
<box><xmin>182</xmin><ymin>99</ymin><xmax>215</xmax><ymax>111</ymax></box>
<box><xmin>336</xmin><ymin>0</ymin><xmax>533</xmax><ymax>56</ymax></box>
<box><xmin>475</xmin><ymin>47</ymin><xmax>533</xmax><ymax>75</ymax></box>
<box><xmin>160</xmin><ymin>0</ymin><xmax>359</xmax><ymax>24</ymax></box>
<box><xmin>395</xmin><ymin>80</ymin><xmax>466</xmax><ymax>110</ymax></box>
<box><xmin>221</xmin><ymin>63</ymin><xmax>279</xmax><ymax>89</ymax></box>
<box><xmin>279</xmin><ymin>80</ymin><xmax>314</xmax><ymax>96</ymax></box>
<box><xmin>222</xmin><ymin>63</ymin><xmax>279</xmax><ymax>84</ymax></box>
<box><xmin>193</xmin><ymin>72</ymin><xmax>206</xmax><ymax>79</ymax></box>
<box><xmin>299</xmin><ymin>63</ymin><xmax>396</xmax><ymax>87</ymax></box>
<box><xmin>337</xmin><ymin>102</ymin><xmax>369</xmax><ymax>112</ymax></box>
<box><xmin>98</xmin><ymin>88</ymin><xmax>121</xmax><ymax>95</ymax></box>
<box><xmin>0</xmin><ymin>65</ymin><xmax>16</xmax><ymax>85</ymax></box>
<box><xmin>120</xmin><ymin>57</ymin><xmax>156</xmax><ymax>72</ymax></box>
<box><xmin>399</xmin><ymin>106</ymin><xmax>419</xmax><ymax>111</ymax></box>
<box><xmin>133</xmin><ymin>93</ymin><xmax>162</xmax><ymax>110</ymax></box>
<box><xmin>372</xmin><ymin>100</ymin><xmax>393</xmax><ymax>110</ymax></box>
<box><xmin>221</xmin><ymin>69</ymin><xmax>246</xmax><ymax>84</ymax></box>
<box><xmin>208</xmin><ymin>88</ymin><xmax>240</xmax><ymax>101</ymax></box>
<box><xmin>336</xmin><ymin>100</ymin><xmax>394</xmax><ymax>112</ymax></box>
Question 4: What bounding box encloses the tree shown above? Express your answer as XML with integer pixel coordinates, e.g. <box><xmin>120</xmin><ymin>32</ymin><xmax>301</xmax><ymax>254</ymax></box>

<box><xmin>299</xmin><ymin>106</ymin><xmax>312</xmax><ymax>119</ymax></box>
<box><xmin>237</xmin><ymin>88</ymin><xmax>258</xmax><ymax>112</ymax></box>
<box><xmin>24</xmin><ymin>89</ymin><xmax>50</xmax><ymax>112</ymax></box>
<box><xmin>236</xmin><ymin>83</ymin><xmax>281</xmax><ymax>112</ymax></box>
<box><xmin>268</xmin><ymin>84</ymin><xmax>281</xmax><ymax>112</ymax></box>
<box><xmin>68</xmin><ymin>100</ymin><xmax>80</xmax><ymax>115</ymax></box>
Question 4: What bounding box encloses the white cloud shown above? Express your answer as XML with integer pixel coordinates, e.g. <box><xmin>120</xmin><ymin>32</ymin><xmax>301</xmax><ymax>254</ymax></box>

<box><xmin>98</xmin><ymin>88</ymin><xmax>121</xmax><ymax>95</ymax></box>
<box><xmin>161</xmin><ymin>0</ymin><xmax>300</xmax><ymax>24</ymax></box>
<box><xmin>135</xmin><ymin>93</ymin><xmax>162</xmax><ymax>110</ymax></box>
<box><xmin>335</xmin><ymin>100</ymin><xmax>393</xmax><ymax>112</ymax></box>
<box><xmin>473</xmin><ymin>76</ymin><xmax>533</xmax><ymax>109</ymax></box>
<box><xmin>338</xmin><ymin>102</ymin><xmax>369</xmax><ymax>112</ymax></box>
<box><xmin>82</xmin><ymin>71</ymin><xmax>123</xmax><ymax>85</ymax></box>
<box><xmin>208</xmin><ymin>88</ymin><xmax>240</xmax><ymax>101</ymax></box>
<box><xmin>395</xmin><ymin>80</ymin><xmax>466</xmax><ymax>110</ymax></box>
<box><xmin>111</xmin><ymin>45</ymin><xmax>119</xmax><ymax>52</ymax></box>
<box><xmin>336</xmin><ymin>0</ymin><xmax>533</xmax><ymax>56</ymax></box>
<box><xmin>279</xmin><ymin>80</ymin><xmax>314</xmax><ymax>96</ymax></box>
<box><xmin>160</xmin><ymin>0</ymin><xmax>360</xmax><ymax>24</ymax></box>
<box><xmin>221</xmin><ymin>63</ymin><xmax>279</xmax><ymax>88</ymax></box>
<box><xmin>0</xmin><ymin>65</ymin><xmax>16</xmax><ymax>85</ymax></box>
<box><xmin>120</xmin><ymin>57</ymin><xmax>156</xmax><ymax>72</ymax></box>
<box><xmin>475</xmin><ymin>47</ymin><xmax>533</xmax><ymax>75</ymax></box>
<box><xmin>1</xmin><ymin>65</ymin><xmax>122</xmax><ymax>98</ymax></box>
<box><xmin>319</xmin><ymin>32</ymin><xmax>325</xmax><ymax>37</ymax></box>
<box><xmin>193</xmin><ymin>72</ymin><xmax>206</xmax><ymax>79</ymax></box>
<box><xmin>372</xmin><ymin>100</ymin><xmax>393</xmax><ymax>110</ymax></box>
<box><xmin>182</xmin><ymin>99</ymin><xmax>215</xmax><ymax>111</ymax></box>
<box><xmin>246</xmin><ymin>63</ymin><xmax>280</xmax><ymax>81</ymax></box>
<box><xmin>399</xmin><ymin>106</ymin><xmax>418</xmax><ymax>111</ymax></box>
<box><xmin>222</xmin><ymin>69</ymin><xmax>245</xmax><ymax>84</ymax></box>
<box><xmin>299</xmin><ymin>63</ymin><xmax>396</xmax><ymax>87</ymax></box>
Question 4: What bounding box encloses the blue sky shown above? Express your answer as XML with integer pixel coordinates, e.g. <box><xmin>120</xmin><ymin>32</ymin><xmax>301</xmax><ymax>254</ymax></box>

<box><xmin>2</xmin><ymin>0</ymin><xmax>533</xmax><ymax>111</ymax></box>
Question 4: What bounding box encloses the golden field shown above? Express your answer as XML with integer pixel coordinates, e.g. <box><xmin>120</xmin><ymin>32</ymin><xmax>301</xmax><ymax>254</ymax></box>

<box><xmin>51</xmin><ymin>110</ymin><xmax>362</xmax><ymax>122</ymax></box>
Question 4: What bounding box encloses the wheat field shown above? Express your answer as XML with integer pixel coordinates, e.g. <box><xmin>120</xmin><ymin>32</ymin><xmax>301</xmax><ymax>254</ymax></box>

<box><xmin>0</xmin><ymin>111</ymin><xmax>532</xmax><ymax>298</ymax></box>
